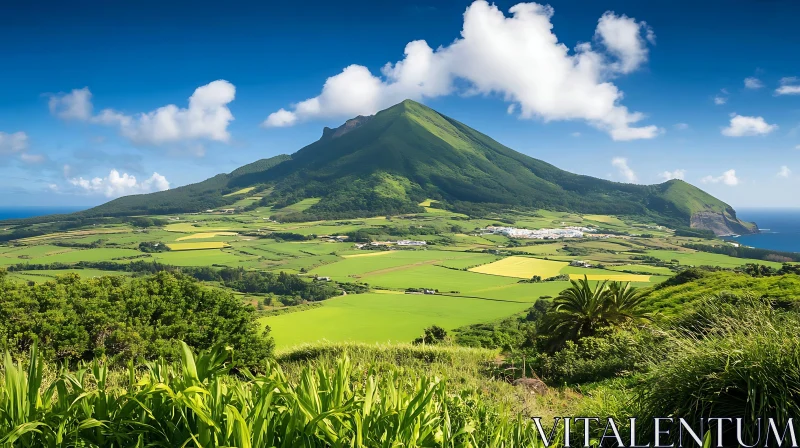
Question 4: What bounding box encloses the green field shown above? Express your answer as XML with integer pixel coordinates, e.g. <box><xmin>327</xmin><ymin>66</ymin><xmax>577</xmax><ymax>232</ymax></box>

<box><xmin>3</xmin><ymin>202</ymin><xmax>784</xmax><ymax>349</ymax></box>
<box><xmin>646</xmin><ymin>249</ymin><xmax>784</xmax><ymax>269</ymax></box>
<box><xmin>261</xmin><ymin>292</ymin><xmax>534</xmax><ymax>347</ymax></box>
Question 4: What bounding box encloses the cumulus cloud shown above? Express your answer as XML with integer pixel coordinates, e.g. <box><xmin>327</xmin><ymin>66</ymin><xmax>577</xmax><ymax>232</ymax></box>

<box><xmin>612</xmin><ymin>157</ymin><xmax>637</xmax><ymax>182</ymax></box>
<box><xmin>778</xmin><ymin>165</ymin><xmax>792</xmax><ymax>178</ymax></box>
<box><xmin>744</xmin><ymin>77</ymin><xmax>764</xmax><ymax>89</ymax></box>
<box><xmin>659</xmin><ymin>169</ymin><xmax>686</xmax><ymax>181</ymax></box>
<box><xmin>701</xmin><ymin>169</ymin><xmax>739</xmax><ymax>186</ymax></box>
<box><xmin>264</xmin><ymin>1</ymin><xmax>660</xmax><ymax>141</ymax></box>
<box><xmin>721</xmin><ymin>114</ymin><xmax>777</xmax><ymax>137</ymax></box>
<box><xmin>48</xmin><ymin>87</ymin><xmax>93</xmax><ymax>120</ymax></box>
<box><xmin>52</xmin><ymin>81</ymin><xmax>236</xmax><ymax>145</ymax></box>
<box><xmin>0</xmin><ymin>131</ymin><xmax>28</xmax><ymax>154</ymax></box>
<box><xmin>595</xmin><ymin>11</ymin><xmax>655</xmax><ymax>74</ymax></box>
<box><xmin>713</xmin><ymin>95</ymin><xmax>727</xmax><ymax>105</ymax></box>
<box><xmin>68</xmin><ymin>170</ymin><xmax>170</xmax><ymax>197</ymax></box>
<box><xmin>775</xmin><ymin>77</ymin><xmax>800</xmax><ymax>96</ymax></box>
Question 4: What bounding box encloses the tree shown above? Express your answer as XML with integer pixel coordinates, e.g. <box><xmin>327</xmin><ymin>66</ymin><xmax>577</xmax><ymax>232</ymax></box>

<box><xmin>541</xmin><ymin>276</ymin><xmax>650</xmax><ymax>350</ymax></box>
<box><xmin>413</xmin><ymin>325</ymin><xmax>448</xmax><ymax>345</ymax></box>
<box><xmin>605</xmin><ymin>281</ymin><xmax>652</xmax><ymax>325</ymax></box>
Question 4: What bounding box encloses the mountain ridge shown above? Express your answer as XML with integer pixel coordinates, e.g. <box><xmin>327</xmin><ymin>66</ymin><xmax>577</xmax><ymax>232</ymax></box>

<box><xmin>4</xmin><ymin>100</ymin><xmax>756</xmax><ymax>235</ymax></box>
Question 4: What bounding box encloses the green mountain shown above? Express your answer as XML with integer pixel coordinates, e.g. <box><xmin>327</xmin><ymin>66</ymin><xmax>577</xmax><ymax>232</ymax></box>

<box><xmin>27</xmin><ymin>100</ymin><xmax>756</xmax><ymax>235</ymax></box>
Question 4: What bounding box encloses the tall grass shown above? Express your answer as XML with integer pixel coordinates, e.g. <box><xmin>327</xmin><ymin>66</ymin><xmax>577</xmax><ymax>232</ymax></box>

<box><xmin>636</xmin><ymin>296</ymin><xmax>800</xmax><ymax>444</ymax></box>
<box><xmin>0</xmin><ymin>342</ymin><xmax>554</xmax><ymax>447</ymax></box>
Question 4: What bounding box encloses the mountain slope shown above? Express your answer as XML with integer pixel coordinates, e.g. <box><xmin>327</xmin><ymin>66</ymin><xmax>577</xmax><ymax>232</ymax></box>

<box><xmin>77</xmin><ymin>154</ymin><xmax>291</xmax><ymax>217</ymax></box>
<box><xmin>229</xmin><ymin>100</ymin><xmax>754</xmax><ymax>235</ymax></box>
<box><xmin>12</xmin><ymin>100</ymin><xmax>755</xmax><ymax>235</ymax></box>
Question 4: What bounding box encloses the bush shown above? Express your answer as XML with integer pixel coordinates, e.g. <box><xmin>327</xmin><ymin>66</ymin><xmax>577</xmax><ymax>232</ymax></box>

<box><xmin>530</xmin><ymin>328</ymin><xmax>656</xmax><ymax>385</ymax></box>
<box><xmin>0</xmin><ymin>271</ymin><xmax>273</xmax><ymax>368</ymax></box>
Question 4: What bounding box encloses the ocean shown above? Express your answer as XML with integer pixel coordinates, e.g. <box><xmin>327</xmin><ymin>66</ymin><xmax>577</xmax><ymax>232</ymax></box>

<box><xmin>0</xmin><ymin>206</ymin><xmax>87</xmax><ymax>221</ymax></box>
<box><xmin>726</xmin><ymin>208</ymin><xmax>800</xmax><ymax>253</ymax></box>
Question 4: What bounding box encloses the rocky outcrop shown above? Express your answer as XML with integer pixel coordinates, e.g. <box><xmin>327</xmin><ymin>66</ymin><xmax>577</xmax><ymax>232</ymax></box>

<box><xmin>321</xmin><ymin>115</ymin><xmax>374</xmax><ymax>140</ymax></box>
<box><xmin>690</xmin><ymin>211</ymin><xmax>758</xmax><ymax>236</ymax></box>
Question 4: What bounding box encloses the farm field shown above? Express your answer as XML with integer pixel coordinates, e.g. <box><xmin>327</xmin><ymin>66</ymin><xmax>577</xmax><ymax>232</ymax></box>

<box><xmin>607</xmin><ymin>264</ymin><xmax>675</xmax><ymax>275</ymax></box>
<box><xmin>223</xmin><ymin>187</ymin><xmax>255</xmax><ymax>197</ymax></box>
<box><xmin>150</xmin><ymin>249</ymin><xmax>249</xmax><ymax>266</ymax></box>
<box><xmin>568</xmin><ymin>273</ymin><xmax>651</xmax><ymax>282</ymax></box>
<box><xmin>468</xmin><ymin>256</ymin><xmax>566</xmax><ymax>279</ymax></box>
<box><xmin>646</xmin><ymin>249</ymin><xmax>784</xmax><ymax>269</ymax></box>
<box><xmin>261</xmin><ymin>292</ymin><xmax>534</xmax><ymax>348</ymax></box>
<box><xmin>175</xmin><ymin>232</ymin><xmax>239</xmax><ymax>241</ymax></box>
<box><xmin>2</xmin><ymin>204</ymin><xmax>784</xmax><ymax>348</ymax></box>
<box><xmin>166</xmin><ymin>242</ymin><xmax>229</xmax><ymax>250</ymax></box>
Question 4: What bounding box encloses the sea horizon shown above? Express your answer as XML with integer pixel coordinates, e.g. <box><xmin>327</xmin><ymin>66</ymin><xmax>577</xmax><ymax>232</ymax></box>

<box><xmin>0</xmin><ymin>205</ymin><xmax>89</xmax><ymax>221</ymax></box>
<box><xmin>727</xmin><ymin>208</ymin><xmax>800</xmax><ymax>254</ymax></box>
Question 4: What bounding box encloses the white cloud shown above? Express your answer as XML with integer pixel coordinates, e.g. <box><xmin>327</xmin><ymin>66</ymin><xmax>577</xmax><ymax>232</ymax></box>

<box><xmin>507</xmin><ymin>103</ymin><xmax>517</xmax><ymax>115</ymax></box>
<box><xmin>48</xmin><ymin>87</ymin><xmax>93</xmax><ymax>120</ymax></box>
<box><xmin>594</xmin><ymin>12</ymin><xmax>655</xmax><ymax>74</ymax></box>
<box><xmin>264</xmin><ymin>1</ymin><xmax>660</xmax><ymax>141</ymax></box>
<box><xmin>54</xmin><ymin>81</ymin><xmax>236</xmax><ymax>145</ymax></box>
<box><xmin>673</xmin><ymin>123</ymin><xmax>689</xmax><ymax>130</ymax></box>
<box><xmin>19</xmin><ymin>153</ymin><xmax>45</xmax><ymax>164</ymax></box>
<box><xmin>778</xmin><ymin>165</ymin><xmax>792</xmax><ymax>178</ymax></box>
<box><xmin>611</xmin><ymin>157</ymin><xmax>637</xmax><ymax>182</ymax></box>
<box><xmin>0</xmin><ymin>131</ymin><xmax>28</xmax><ymax>154</ymax></box>
<box><xmin>68</xmin><ymin>170</ymin><xmax>170</xmax><ymax>197</ymax></box>
<box><xmin>744</xmin><ymin>77</ymin><xmax>763</xmax><ymax>89</ymax></box>
<box><xmin>701</xmin><ymin>169</ymin><xmax>739</xmax><ymax>186</ymax></box>
<box><xmin>713</xmin><ymin>96</ymin><xmax>727</xmax><ymax>105</ymax></box>
<box><xmin>571</xmin><ymin>131</ymin><xmax>581</xmax><ymax>137</ymax></box>
<box><xmin>721</xmin><ymin>114</ymin><xmax>777</xmax><ymax>137</ymax></box>
<box><xmin>263</xmin><ymin>109</ymin><xmax>298</xmax><ymax>127</ymax></box>
<box><xmin>659</xmin><ymin>169</ymin><xmax>686</xmax><ymax>181</ymax></box>
<box><xmin>775</xmin><ymin>77</ymin><xmax>800</xmax><ymax>96</ymax></box>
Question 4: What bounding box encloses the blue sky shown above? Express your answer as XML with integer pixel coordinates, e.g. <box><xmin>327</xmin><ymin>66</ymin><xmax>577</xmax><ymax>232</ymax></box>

<box><xmin>2</xmin><ymin>0</ymin><xmax>800</xmax><ymax>208</ymax></box>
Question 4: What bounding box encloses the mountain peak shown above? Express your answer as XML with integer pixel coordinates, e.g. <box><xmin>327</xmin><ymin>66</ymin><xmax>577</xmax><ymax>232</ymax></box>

<box><xmin>68</xmin><ymin>100</ymin><xmax>757</xmax><ymax>236</ymax></box>
<box><xmin>321</xmin><ymin>114</ymin><xmax>374</xmax><ymax>140</ymax></box>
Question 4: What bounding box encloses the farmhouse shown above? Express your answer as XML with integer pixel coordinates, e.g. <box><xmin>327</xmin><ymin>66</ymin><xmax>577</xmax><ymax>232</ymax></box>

<box><xmin>314</xmin><ymin>276</ymin><xmax>332</xmax><ymax>282</ymax></box>
<box><xmin>569</xmin><ymin>260</ymin><xmax>593</xmax><ymax>268</ymax></box>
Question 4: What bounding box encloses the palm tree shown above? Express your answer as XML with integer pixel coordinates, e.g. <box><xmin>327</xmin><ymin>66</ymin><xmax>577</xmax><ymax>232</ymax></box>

<box><xmin>606</xmin><ymin>281</ymin><xmax>652</xmax><ymax>325</ymax></box>
<box><xmin>542</xmin><ymin>276</ymin><xmax>611</xmax><ymax>347</ymax></box>
<box><xmin>541</xmin><ymin>276</ymin><xmax>651</xmax><ymax>349</ymax></box>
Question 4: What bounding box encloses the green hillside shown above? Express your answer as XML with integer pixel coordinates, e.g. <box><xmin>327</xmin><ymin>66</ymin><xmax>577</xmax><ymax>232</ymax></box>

<box><xmin>4</xmin><ymin>100</ymin><xmax>754</xmax><ymax>235</ymax></box>
<box><xmin>232</xmin><ymin>100</ymin><xmax>754</xmax><ymax>234</ymax></box>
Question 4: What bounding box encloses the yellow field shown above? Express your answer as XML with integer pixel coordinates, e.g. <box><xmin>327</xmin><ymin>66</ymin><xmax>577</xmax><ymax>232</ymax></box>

<box><xmin>341</xmin><ymin>251</ymin><xmax>392</xmax><ymax>258</ymax></box>
<box><xmin>176</xmin><ymin>232</ymin><xmax>238</xmax><ymax>241</ymax></box>
<box><xmin>166</xmin><ymin>242</ymin><xmax>229</xmax><ymax>251</ymax></box>
<box><xmin>582</xmin><ymin>214</ymin><xmax>625</xmax><ymax>225</ymax></box>
<box><xmin>469</xmin><ymin>256</ymin><xmax>566</xmax><ymax>279</ymax></box>
<box><xmin>223</xmin><ymin>187</ymin><xmax>255</xmax><ymax>197</ymax></box>
<box><xmin>568</xmin><ymin>273</ymin><xmax>651</xmax><ymax>282</ymax></box>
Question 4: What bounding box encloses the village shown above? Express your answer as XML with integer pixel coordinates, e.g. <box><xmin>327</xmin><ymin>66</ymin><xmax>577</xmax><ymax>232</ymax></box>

<box><xmin>482</xmin><ymin>225</ymin><xmax>597</xmax><ymax>239</ymax></box>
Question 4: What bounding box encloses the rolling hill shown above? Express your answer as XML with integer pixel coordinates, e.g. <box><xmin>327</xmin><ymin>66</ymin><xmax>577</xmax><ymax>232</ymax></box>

<box><xmin>8</xmin><ymin>100</ymin><xmax>755</xmax><ymax>235</ymax></box>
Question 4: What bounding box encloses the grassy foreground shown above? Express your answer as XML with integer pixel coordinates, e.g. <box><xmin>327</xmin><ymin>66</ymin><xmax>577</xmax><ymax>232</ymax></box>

<box><xmin>0</xmin><ymin>342</ymin><xmax>559</xmax><ymax>447</ymax></box>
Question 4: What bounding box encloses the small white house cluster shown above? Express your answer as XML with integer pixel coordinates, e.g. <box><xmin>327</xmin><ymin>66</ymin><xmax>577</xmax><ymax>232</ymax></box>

<box><xmin>354</xmin><ymin>240</ymin><xmax>427</xmax><ymax>249</ymax></box>
<box><xmin>484</xmin><ymin>226</ymin><xmax>595</xmax><ymax>239</ymax></box>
